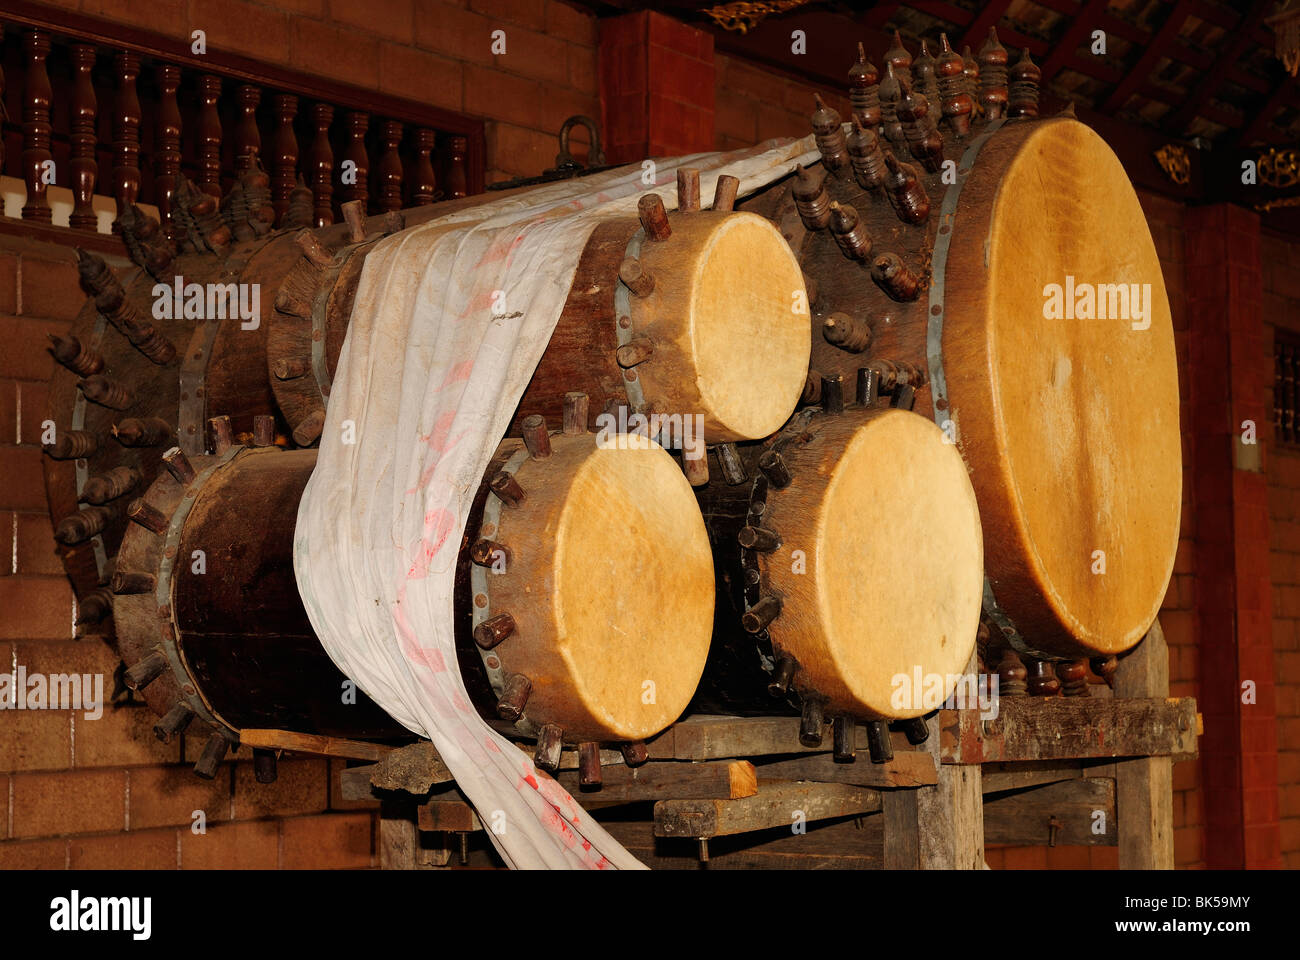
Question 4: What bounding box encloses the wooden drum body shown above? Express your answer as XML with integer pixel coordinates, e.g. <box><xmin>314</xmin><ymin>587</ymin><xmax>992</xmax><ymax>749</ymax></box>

<box><xmin>749</xmin><ymin>116</ymin><xmax>1181</xmax><ymax>660</ymax></box>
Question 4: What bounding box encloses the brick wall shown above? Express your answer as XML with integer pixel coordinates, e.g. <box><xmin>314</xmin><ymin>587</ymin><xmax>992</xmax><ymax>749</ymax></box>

<box><xmin>21</xmin><ymin>0</ymin><xmax>600</xmax><ymax>186</ymax></box>
<box><xmin>1264</xmin><ymin>229</ymin><xmax>1300</xmax><ymax>869</ymax></box>
<box><xmin>714</xmin><ymin>53</ymin><xmax>848</xmax><ymax>151</ymax></box>
<box><xmin>0</xmin><ymin>235</ymin><xmax>379</xmax><ymax>869</ymax></box>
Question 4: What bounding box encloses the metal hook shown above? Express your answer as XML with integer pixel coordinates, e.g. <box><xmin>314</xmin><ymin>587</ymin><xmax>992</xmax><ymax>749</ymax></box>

<box><xmin>551</xmin><ymin>115</ymin><xmax>606</xmax><ymax>173</ymax></box>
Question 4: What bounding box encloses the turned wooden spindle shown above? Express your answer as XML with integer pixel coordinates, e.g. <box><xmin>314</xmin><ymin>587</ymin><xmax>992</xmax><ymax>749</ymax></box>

<box><xmin>811</xmin><ymin>94</ymin><xmax>849</xmax><ymax>176</ymax></box>
<box><xmin>978</xmin><ymin>27</ymin><xmax>1009</xmax><ymax>120</ymax></box>
<box><xmin>1057</xmin><ymin>658</ymin><xmax>1090</xmax><ymax>697</ymax></box>
<box><xmin>270</xmin><ymin>94</ymin><xmax>299</xmax><ymax>225</ymax></box>
<box><xmin>828</xmin><ymin>201</ymin><xmax>872</xmax><ymax>263</ymax></box>
<box><xmin>306</xmin><ymin>103</ymin><xmax>335</xmax><ymax>227</ymax></box>
<box><xmin>884</xmin><ymin>29</ymin><xmax>913</xmax><ymax>85</ymax></box>
<box><xmin>997</xmin><ymin>647</ymin><xmax>1028</xmax><ymax>696</ymax></box>
<box><xmin>936</xmin><ymin>34</ymin><xmax>973</xmax><ymax>137</ymax></box>
<box><xmin>154</xmin><ymin>64</ymin><xmax>182</xmax><ymax>239</ymax></box>
<box><xmin>196</xmin><ymin>75</ymin><xmax>223</xmax><ymax>197</ymax></box>
<box><xmin>847</xmin><ymin>41</ymin><xmax>881</xmax><ymax>128</ymax></box>
<box><xmin>378</xmin><ymin>120</ymin><xmax>405</xmax><ymax>212</ymax></box>
<box><xmin>878</xmin><ymin>62</ymin><xmax>909</xmax><ymax>158</ymax></box>
<box><xmin>847</xmin><ymin>120</ymin><xmax>888</xmax><ymax>197</ymax></box>
<box><xmin>913</xmin><ymin>40</ymin><xmax>941</xmax><ymax>112</ymax></box>
<box><xmin>410</xmin><ymin>128</ymin><xmax>437</xmax><ymax>206</ymax></box>
<box><xmin>68</xmin><ymin>45</ymin><xmax>99</xmax><ymax>231</ymax></box>
<box><xmin>578</xmin><ymin>742</ymin><xmax>602</xmax><ymax>788</ymax></box>
<box><xmin>21</xmin><ymin>29</ymin><xmax>53</xmax><ymax>223</ymax></box>
<box><xmin>112</xmin><ymin>50</ymin><xmax>142</xmax><ymax>213</ymax></box>
<box><xmin>444</xmin><ymin>135</ymin><xmax>469</xmax><ymax>199</ymax></box>
<box><xmin>341</xmin><ymin>111</ymin><xmax>370</xmax><ymax>211</ymax></box>
<box><xmin>792</xmin><ymin>164</ymin><xmax>831</xmax><ymax>231</ymax></box>
<box><xmin>1025</xmin><ymin>658</ymin><xmax>1061</xmax><ymax>696</ymax></box>
<box><xmin>897</xmin><ymin>80</ymin><xmax>945</xmax><ymax>174</ymax></box>
<box><xmin>1090</xmin><ymin>655</ymin><xmax>1119</xmax><ymax>688</ymax></box>
<box><xmin>962</xmin><ymin>45</ymin><xmax>981</xmax><ymax>116</ymax></box>
<box><xmin>234</xmin><ymin>85</ymin><xmax>262</xmax><ymax>173</ymax></box>
<box><xmin>883</xmin><ymin>150</ymin><xmax>930</xmax><ymax>225</ymax></box>
<box><xmin>1008</xmin><ymin>49</ymin><xmax>1042</xmax><ymax>119</ymax></box>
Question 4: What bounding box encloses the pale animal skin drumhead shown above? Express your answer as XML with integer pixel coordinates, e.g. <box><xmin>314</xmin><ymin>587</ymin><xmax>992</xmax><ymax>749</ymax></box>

<box><xmin>767</xmin><ymin>409</ymin><xmax>984</xmax><ymax>718</ymax></box>
<box><xmin>969</xmin><ymin>120</ymin><xmax>1181</xmax><ymax>654</ymax></box>
<box><xmin>551</xmin><ymin>433</ymin><xmax>714</xmax><ymax>740</ymax></box>
<box><xmin>688</xmin><ymin>213</ymin><xmax>811</xmax><ymax>440</ymax></box>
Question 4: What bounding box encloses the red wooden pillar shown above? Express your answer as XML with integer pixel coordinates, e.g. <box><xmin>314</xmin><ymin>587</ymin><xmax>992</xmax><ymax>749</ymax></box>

<box><xmin>598</xmin><ymin>11</ymin><xmax>716</xmax><ymax>164</ymax></box>
<box><xmin>1186</xmin><ymin>203</ymin><xmax>1282</xmax><ymax>869</ymax></box>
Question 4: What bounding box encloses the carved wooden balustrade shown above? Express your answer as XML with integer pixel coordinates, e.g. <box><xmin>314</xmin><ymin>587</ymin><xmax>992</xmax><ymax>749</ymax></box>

<box><xmin>0</xmin><ymin>4</ymin><xmax>484</xmax><ymax>245</ymax></box>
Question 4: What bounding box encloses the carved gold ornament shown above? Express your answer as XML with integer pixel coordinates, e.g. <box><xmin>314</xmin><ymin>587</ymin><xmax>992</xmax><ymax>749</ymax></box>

<box><xmin>1259</xmin><ymin>147</ymin><xmax>1300</xmax><ymax>189</ymax></box>
<box><xmin>701</xmin><ymin>0</ymin><xmax>812</xmax><ymax>34</ymax></box>
<box><xmin>1153</xmin><ymin>143</ymin><xmax>1191</xmax><ymax>185</ymax></box>
<box><xmin>1267</xmin><ymin>0</ymin><xmax>1300</xmax><ymax>76</ymax></box>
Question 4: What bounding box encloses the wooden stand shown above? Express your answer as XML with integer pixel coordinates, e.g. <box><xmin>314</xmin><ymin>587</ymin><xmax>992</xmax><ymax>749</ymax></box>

<box><xmin>339</xmin><ymin>621</ymin><xmax>1193</xmax><ymax>870</ymax></box>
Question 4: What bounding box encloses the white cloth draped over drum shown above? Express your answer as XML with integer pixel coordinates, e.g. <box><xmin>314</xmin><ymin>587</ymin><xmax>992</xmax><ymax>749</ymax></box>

<box><xmin>292</xmin><ymin>136</ymin><xmax>821</xmax><ymax>869</ymax></box>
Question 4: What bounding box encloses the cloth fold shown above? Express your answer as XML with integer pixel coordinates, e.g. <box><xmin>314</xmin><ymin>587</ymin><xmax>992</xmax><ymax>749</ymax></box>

<box><xmin>293</xmin><ymin>135</ymin><xmax>819</xmax><ymax>869</ymax></box>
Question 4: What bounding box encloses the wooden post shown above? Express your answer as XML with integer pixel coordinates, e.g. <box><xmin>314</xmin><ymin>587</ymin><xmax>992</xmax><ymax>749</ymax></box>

<box><xmin>1115</xmin><ymin>619</ymin><xmax>1174</xmax><ymax>869</ymax></box>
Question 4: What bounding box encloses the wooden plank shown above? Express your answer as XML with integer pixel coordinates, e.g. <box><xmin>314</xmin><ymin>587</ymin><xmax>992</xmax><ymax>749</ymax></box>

<box><xmin>340</xmin><ymin>763</ymin><xmax>380</xmax><ymax>801</ymax></box>
<box><xmin>982</xmin><ymin>759</ymin><xmax>1085</xmax><ymax>794</ymax></box>
<box><xmin>1115</xmin><ymin>620</ymin><xmax>1175</xmax><ymax>869</ymax></box>
<box><xmin>654</xmin><ymin>781</ymin><xmax>881</xmax><ymax>839</ymax></box>
<box><xmin>983</xmin><ymin>778</ymin><xmax>1117</xmax><ymax>846</ymax></box>
<box><xmin>916</xmin><ymin>693</ymin><xmax>984</xmax><ymax>869</ymax></box>
<box><xmin>882</xmin><ymin>790</ymin><xmax>921</xmax><ymax>868</ymax></box>
<box><xmin>939</xmin><ymin>696</ymin><xmax>1198</xmax><ymax>763</ymax></box>
<box><xmin>378</xmin><ymin>799</ymin><xmax>418</xmax><ymax>870</ymax></box>
<box><xmin>646</xmin><ymin>715</ymin><xmax>916</xmax><ymax>761</ymax></box>
<box><xmin>752</xmin><ymin>749</ymin><xmax>937</xmax><ymax>788</ymax></box>
<box><xmin>417</xmin><ymin>800</ymin><xmax>482</xmax><ymax>833</ymax></box>
<box><xmin>552</xmin><ymin>760</ymin><xmax>758</xmax><ymax>803</ymax></box>
<box><xmin>239</xmin><ymin>728</ymin><xmax>394</xmax><ymax>761</ymax></box>
<box><xmin>599</xmin><ymin>808</ymin><xmax>883</xmax><ymax>870</ymax></box>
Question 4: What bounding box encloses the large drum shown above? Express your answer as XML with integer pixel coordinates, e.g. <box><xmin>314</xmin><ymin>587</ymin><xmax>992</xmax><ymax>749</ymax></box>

<box><xmin>745</xmin><ymin>114</ymin><xmax>1181</xmax><ymax>660</ymax></box>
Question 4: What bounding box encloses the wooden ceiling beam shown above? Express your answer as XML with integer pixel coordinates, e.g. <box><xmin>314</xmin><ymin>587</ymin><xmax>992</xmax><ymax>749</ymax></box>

<box><xmin>1165</xmin><ymin>1</ymin><xmax>1271</xmax><ymax>134</ymax></box>
<box><xmin>1100</xmin><ymin>0</ymin><xmax>1194</xmax><ymax>114</ymax></box>
<box><xmin>1234</xmin><ymin>77</ymin><xmax>1295</xmax><ymax>146</ymax></box>
<box><xmin>958</xmin><ymin>0</ymin><xmax>1015</xmax><ymax>51</ymax></box>
<box><xmin>1040</xmin><ymin>0</ymin><xmax>1112</xmax><ymax>82</ymax></box>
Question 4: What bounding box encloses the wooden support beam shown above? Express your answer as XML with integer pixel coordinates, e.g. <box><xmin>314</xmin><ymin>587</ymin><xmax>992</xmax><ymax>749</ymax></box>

<box><xmin>982</xmin><ymin>759</ymin><xmax>1088</xmax><ymax>793</ymax></box>
<box><xmin>1115</xmin><ymin>620</ymin><xmax>1175</xmax><ymax>869</ymax></box>
<box><xmin>646</xmin><ymin>714</ymin><xmax>918</xmax><ymax>760</ymax></box>
<box><xmin>238</xmin><ymin>728</ymin><xmax>395</xmax><ymax>762</ymax></box>
<box><xmin>939</xmin><ymin>695</ymin><xmax>1198</xmax><ymax>763</ymax></box>
<box><xmin>752</xmin><ymin>750</ymin><xmax>937</xmax><ymax>788</ymax></box>
<box><xmin>654</xmin><ymin>781</ymin><xmax>880</xmax><ymax>839</ymax></box>
<box><xmin>1100</xmin><ymin>0</ymin><xmax>1194</xmax><ymax>114</ymax></box>
<box><xmin>553</xmin><ymin>760</ymin><xmax>758</xmax><ymax>802</ymax></box>
<box><xmin>1235</xmin><ymin>76</ymin><xmax>1296</xmax><ymax>147</ymax></box>
<box><xmin>417</xmin><ymin>798</ymin><xmax>483</xmax><ymax>833</ymax></box>
<box><xmin>983</xmin><ymin>777</ymin><xmax>1117</xmax><ymax>846</ymax></box>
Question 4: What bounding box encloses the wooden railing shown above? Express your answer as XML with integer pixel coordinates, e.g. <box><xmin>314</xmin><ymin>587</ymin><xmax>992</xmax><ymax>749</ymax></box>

<box><xmin>0</xmin><ymin>3</ymin><xmax>485</xmax><ymax>241</ymax></box>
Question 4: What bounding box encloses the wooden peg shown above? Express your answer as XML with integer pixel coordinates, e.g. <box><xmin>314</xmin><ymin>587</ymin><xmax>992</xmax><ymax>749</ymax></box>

<box><xmin>913</xmin><ymin>39</ymin><xmax>941</xmax><ymax>109</ymax></box>
<box><xmin>900</xmin><ymin>716</ymin><xmax>929</xmax><ymax>745</ymax></box>
<box><xmin>811</xmin><ymin>94</ymin><xmax>848</xmax><ymax>175</ymax></box>
<box><xmin>682</xmin><ymin>449</ymin><xmax>709</xmax><ymax>487</ymax></box>
<box><xmin>48</xmin><ymin>334</ymin><xmax>103</xmax><ymax>376</ymax></box>
<box><xmin>153</xmin><ymin>702</ymin><xmax>194</xmax><ymax>743</ymax></box>
<box><xmin>799</xmin><ymin>698</ymin><xmax>825</xmax><ymax>747</ymax></box>
<box><xmin>742</xmin><ymin>595</ymin><xmax>782</xmax><ymax>633</ymax></box>
<box><xmin>470</xmin><ymin>539</ymin><xmax>511</xmax><ymax>571</ymax></box>
<box><xmin>872</xmin><ymin>252</ymin><xmax>921</xmax><ymax>301</ymax></box>
<box><xmin>79</xmin><ymin>375</ymin><xmax>133</xmax><ymax>410</ymax></box>
<box><xmin>1057</xmin><ymin>658</ymin><xmax>1090</xmax><ymax>697</ymax></box>
<box><xmin>82</xmin><ymin>465</ymin><xmax>140</xmax><ymax>504</ymax></box>
<box><xmin>295</xmin><ymin>228</ymin><xmax>334</xmax><ymax>267</ymax></box>
<box><xmin>113</xmin><ymin>418</ymin><xmax>173</xmax><ymax>448</ymax></box>
<box><xmin>562</xmin><ymin>392</ymin><xmax>589</xmax><ymax>435</ymax></box>
<box><xmin>1026</xmin><ymin>658</ymin><xmax>1061</xmax><ymax>696</ymax></box>
<box><xmin>767</xmin><ymin>655</ymin><xmax>796</xmax><ymax>696</ymax></box>
<box><xmin>618</xmin><ymin>256</ymin><xmax>655</xmax><ymax>297</ymax></box>
<box><xmin>520</xmin><ymin>414</ymin><xmax>551</xmax><ymax>460</ymax></box>
<box><xmin>111</xmin><ymin>570</ymin><xmax>156</xmax><ymax>594</ymax></box>
<box><xmin>194</xmin><ymin>732</ymin><xmax>230</xmax><ymax>780</ymax></box>
<box><xmin>792</xmin><ymin>164</ymin><xmax>831</xmax><ymax>231</ymax></box>
<box><xmin>209</xmin><ymin>415</ymin><xmax>234</xmax><ymax>455</ymax></box>
<box><xmin>832</xmin><ymin>717</ymin><xmax>856</xmax><ymax>761</ymax></box>
<box><xmin>533</xmin><ymin>723</ymin><xmax>564</xmax><ymax>772</ymax></box>
<box><xmin>127</xmin><ymin>498</ymin><xmax>169</xmax><ymax>534</ymax></box>
<box><xmin>1090</xmin><ymin>655</ymin><xmax>1118</xmax><ymax>689</ymax></box>
<box><xmin>578</xmin><ymin>741</ymin><xmax>603</xmax><ymax>788</ymax></box>
<box><xmin>253</xmin><ymin>414</ymin><xmax>276</xmax><ymax>447</ymax></box>
<box><xmin>883</xmin><ymin>150</ymin><xmax>930</xmax><ymax>225</ymax></box>
<box><xmin>892</xmin><ymin>383</ymin><xmax>916</xmax><ymax>410</ymax></box>
<box><xmin>1008</xmin><ymin>49</ymin><xmax>1041</xmax><ymax>118</ymax></box>
<box><xmin>820</xmin><ymin>373</ymin><xmax>845</xmax><ymax>414</ymax></box>
<box><xmin>44</xmin><ymin>429</ymin><xmax>99</xmax><ymax>460</ymax></box>
<box><xmin>885</xmin><ymin>29</ymin><xmax>913</xmax><ymax>84</ymax></box>
<box><xmin>638</xmin><ymin>193</ymin><xmax>671</xmax><ymax>240</ymax></box>
<box><xmin>978</xmin><ymin>27</ymin><xmax>1009</xmax><ymax>120</ymax></box>
<box><xmin>716</xmin><ymin>442</ymin><xmax>747</xmax><ymax>485</ymax></box>
<box><xmin>865</xmin><ymin>719</ymin><xmax>894</xmax><ymax>763</ymax></box>
<box><xmin>998</xmin><ymin>647</ymin><xmax>1027</xmax><ymax>696</ymax></box>
<box><xmin>496</xmin><ymin>673</ymin><xmax>531</xmax><ymax>721</ymax></box>
<box><xmin>620</xmin><ymin>741</ymin><xmax>649</xmax><ymax>767</ymax></box>
<box><xmin>828</xmin><ymin>201</ymin><xmax>872</xmax><ymax>263</ymax></box>
<box><xmin>473</xmin><ymin>612</ymin><xmax>516</xmax><ymax>650</ymax></box>
<box><xmin>676</xmin><ymin>167</ymin><xmax>701</xmax><ymax>213</ymax></box>
<box><xmin>738</xmin><ymin>525</ymin><xmax>781</xmax><ymax>552</ymax></box>
<box><xmin>124</xmin><ymin>650</ymin><xmax>168</xmax><ymax>690</ymax></box>
<box><xmin>616</xmin><ymin>337</ymin><xmax>654</xmax><ymax>368</ymax></box>
<box><xmin>847</xmin><ymin>120</ymin><xmax>888</xmax><ymax>197</ymax></box>
<box><xmin>489</xmin><ymin>471</ymin><xmax>525</xmax><ymax>507</ymax></box>
<box><xmin>712</xmin><ymin>174</ymin><xmax>739</xmax><ymax>211</ymax></box>
<box><xmin>758</xmin><ymin>449</ymin><xmax>792</xmax><ymax>488</ymax></box>
<box><xmin>341</xmin><ymin>199</ymin><xmax>367</xmax><ymax>242</ymax></box>
<box><xmin>823</xmin><ymin>313</ymin><xmax>871</xmax><ymax>353</ymax></box>
<box><xmin>162</xmin><ymin>446</ymin><xmax>196</xmax><ymax>486</ymax></box>
<box><xmin>937</xmin><ymin>34</ymin><xmax>974</xmax><ymax>137</ymax></box>
<box><xmin>879</xmin><ymin>62</ymin><xmax>908</xmax><ymax>156</ymax></box>
<box><xmin>856</xmin><ymin>367</ymin><xmax>879</xmax><ymax>405</ymax></box>
<box><xmin>54</xmin><ymin>507</ymin><xmax>113</xmax><ymax>545</ymax></box>
<box><xmin>253</xmin><ymin>748</ymin><xmax>278</xmax><ymax>784</ymax></box>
